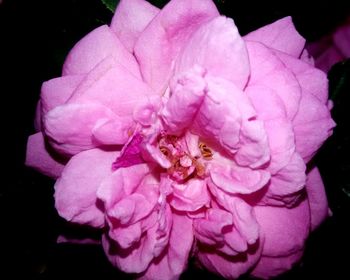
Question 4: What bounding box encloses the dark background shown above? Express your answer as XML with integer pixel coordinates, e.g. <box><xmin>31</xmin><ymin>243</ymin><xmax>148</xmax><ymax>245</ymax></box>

<box><xmin>1</xmin><ymin>0</ymin><xmax>350</xmax><ymax>279</ymax></box>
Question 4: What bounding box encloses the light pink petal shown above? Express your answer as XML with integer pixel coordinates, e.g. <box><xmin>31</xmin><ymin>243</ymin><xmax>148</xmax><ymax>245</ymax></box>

<box><xmin>67</xmin><ymin>57</ymin><xmax>155</xmax><ymax>117</ymax></box>
<box><xmin>262</xmin><ymin>152</ymin><xmax>306</xmax><ymax>206</ymax></box>
<box><xmin>276</xmin><ymin>51</ymin><xmax>329</xmax><ymax>103</ymax></box>
<box><xmin>97</xmin><ymin>163</ymin><xmax>151</xmax><ymax>209</ymax></box>
<box><xmin>251</xmin><ymin>250</ymin><xmax>303</xmax><ymax>279</ymax></box>
<box><xmin>162</xmin><ymin>66</ymin><xmax>207</xmax><ymax>134</ymax></box>
<box><xmin>44</xmin><ymin>102</ymin><xmax>119</xmax><ymax>155</ymax></box>
<box><xmin>62</xmin><ymin>25</ymin><xmax>140</xmax><ymax>78</ymax></box>
<box><xmin>54</xmin><ymin>148</ymin><xmax>118</xmax><ymax>227</ymax></box>
<box><xmin>170</xmin><ymin>178</ymin><xmax>210</xmax><ymax>212</ymax></box>
<box><xmin>134</xmin><ymin>0</ymin><xmax>219</xmax><ymax>92</ymax></box>
<box><xmin>210</xmin><ymin>164</ymin><xmax>270</xmax><ymax>194</ymax></box>
<box><xmin>246</xmin><ymin>85</ymin><xmax>287</xmax><ymax>121</ymax></box>
<box><xmin>25</xmin><ymin>132</ymin><xmax>65</xmax><ymax>179</ymax></box>
<box><xmin>306</xmin><ymin>167</ymin><xmax>329</xmax><ymax>231</ymax></box>
<box><xmin>110</xmin><ymin>0</ymin><xmax>159</xmax><ymax>52</ymax></box>
<box><xmin>197</xmin><ymin>240</ymin><xmax>263</xmax><ymax>279</ymax></box>
<box><xmin>254</xmin><ymin>198</ymin><xmax>310</xmax><ymax>257</ymax></box>
<box><xmin>245</xmin><ymin>16</ymin><xmax>305</xmax><ymax>57</ymax></box>
<box><xmin>293</xmin><ymin>92</ymin><xmax>335</xmax><ymax>162</ymax></box>
<box><xmin>108</xmin><ymin>222</ymin><xmax>143</xmax><ymax>249</ymax></box>
<box><xmin>264</xmin><ymin>118</ymin><xmax>296</xmax><ymax>174</ymax></box>
<box><xmin>139</xmin><ymin>214</ymin><xmax>193</xmax><ymax>280</ymax></box>
<box><xmin>176</xmin><ymin>16</ymin><xmax>250</xmax><ymax>89</ymax></box>
<box><xmin>245</xmin><ymin>41</ymin><xmax>302</xmax><ymax>120</ymax></box>
<box><xmin>40</xmin><ymin>75</ymin><xmax>84</xmax><ymax>116</ymax></box>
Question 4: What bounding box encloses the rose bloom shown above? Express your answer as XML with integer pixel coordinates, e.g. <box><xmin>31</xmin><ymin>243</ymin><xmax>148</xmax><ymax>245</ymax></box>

<box><xmin>26</xmin><ymin>0</ymin><xmax>335</xmax><ymax>279</ymax></box>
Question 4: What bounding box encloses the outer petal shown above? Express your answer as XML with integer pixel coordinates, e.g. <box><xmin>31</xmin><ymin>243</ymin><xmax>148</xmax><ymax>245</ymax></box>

<box><xmin>44</xmin><ymin>102</ymin><xmax>119</xmax><ymax>155</ymax></box>
<box><xmin>40</xmin><ymin>75</ymin><xmax>84</xmax><ymax>116</ymax></box>
<box><xmin>134</xmin><ymin>0</ymin><xmax>219</xmax><ymax>92</ymax></box>
<box><xmin>197</xmin><ymin>240</ymin><xmax>263</xmax><ymax>279</ymax></box>
<box><xmin>176</xmin><ymin>16</ymin><xmax>250</xmax><ymax>89</ymax></box>
<box><xmin>251</xmin><ymin>250</ymin><xmax>303</xmax><ymax>279</ymax></box>
<box><xmin>254</xmin><ymin>198</ymin><xmax>310</xmax><ymax>257</ymax></box>
<box><xmin>54</xmin><ymin>148</ymin><xmax>118</xmax><ymax>227</ymax></box>
<box><xmin>139</xmin><ymin>214</ymin><xmax>194</xmax><ymax>280</ymax></box>
<box><xmin>25</xmin><ymin>132</ymin><xmax>65</xmax><ymax>179</ymax></box>
<box><xmin>62</xmin><ymin>25</ymin><xmax>140</xmax><ymax>78</ymax></box>
<box><xmin>244</xmin><ymin>16</ymin><xmax>305</xmax><ymax>57</ymax></box>
<box><xmin>305</xmin><ymin>167</ymin><xmax>329</xmax><ymax>230</ymax></box>
<box><xmin>245</xmin><ymin>41</ymin><xmax>302</xmax><ymax>120</ymax></box>
<box><xmin>293</xmin><ymin>91</ymin><xmax>335</xmax><ymax>162</ymax></box>
<box><xmin>111</xmin><ymin>0</ymin><xmax>159</xmax><ymax>52</ymax></box>
<box><xmin>67</xmin><ymin>57</ymin><xmax>155</xmax><ymax>117</ymax></box>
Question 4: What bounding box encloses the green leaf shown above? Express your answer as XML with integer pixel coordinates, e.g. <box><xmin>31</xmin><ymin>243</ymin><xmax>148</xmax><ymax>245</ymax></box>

<box><xmin>101</xmin><ymin>0</ymin><xmax>119</xmax><ymax>13</ymax></box>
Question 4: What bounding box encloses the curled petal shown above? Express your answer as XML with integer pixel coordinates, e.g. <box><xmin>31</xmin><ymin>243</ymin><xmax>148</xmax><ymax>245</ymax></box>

<box><xmin>25</xmin><ymin>132</ymin><xmax>65</xmax><ymax>179</ymax></box>
<box><xmin>62</xmin><ymin>25</ymin><xmax>140</xmax><ymax>78</ymax></box>
<box><xmin>111</xmin><ymin>0</ymin><xmax>159</xmax><ymax>52</ymax></box>
<box><xmin>54</xmin><ymin>148</ymin><xmax>118</xmax><ymax>227</ymax></box>
<box><xmin>245</xmin><ymin>16</ymin><xmax>305</xmax><ymax>57</ymax></box>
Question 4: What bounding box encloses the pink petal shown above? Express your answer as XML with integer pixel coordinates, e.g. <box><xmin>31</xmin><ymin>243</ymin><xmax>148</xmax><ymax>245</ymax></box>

<box><xmin>293</xmin><ymin>91</ymin><xmax>335</xmax><ymax>162</ymax></box>
<box><xmin>110</xmin><ymin>0</ymin><xmax>159</xmax><ymax>52</ymax></box>
<box><xmin>276</xmin><ymin>50</ymin><xmax>329</xmax><ymax>103</ymax></box>
<box><xmin>245</xmin><ymin>41</ymin><xmax>302</xmax><ymax>120</ymax></box>
<box><xmin>262</xmin><ymin>152</ymin><xmax>306</xmax><ymax>206</ymax></box>
<box><xmin>62</xmin><ymin>25</ymin><xmax>140</xmax><ymax>78</ymax></box>
<box><xmin>34</xmin><ymin>101</ymin><xmax>42</xmax><ymax>131</ymax></box>
<box><xmin>97</xmin><ymin>163</ymin><xmax>151</xmax><ymax>209</ymax></box>
<box><xmin>134</xmin><ymin>0</ymin><xmax>219</xmax><ymax>92</ymax></box>
<box><xmin>245</xmin><ymin>16</ymin><xmax>305</xmax><ymax>57</ymax></box>
<box><xmin>176</xmin><ymin>16</ymin><xmax>250</xmax><ymax>89</ymax></box>
<box><xmin>254</xmin><ymin>198</ymin><xmax>310</xmax><ymax>257</ymax></box>
<box><xmin>197</xmin><ymin>240</ymin><xmax>263</xmax><ymax>279</ymax></box>
<box><xmin>54</xmin><ymin>148</ymin><xmax>118</xmax><ymax>227</ymax></box>
<box><xmin>306</xmin><ymin>167</ymin><xmax>329</xmax><ymax>231</ymax></box>
<box><xmin>162</xmin><ymin>66</ymin><xmax>207</xmax><ymax>135</ymax></box>
<box><xmin>44</xmin><ymin>102</ymin><xmax>118</xmax><ymax>155</ymax></box>
<box><xmin>139</xmin><ymin>214</ymin><xmax>194</xmax><ymax>280</ymax></box>
<box><xmin>333</xmin><ymin>24</ymin><xmax>350</xmax><ymax>57</ymax></box>
<box><xmin>210</xmin><ymin>164</ymin><xmax>270</xmax><ymax>194</ymax></box>
<box><xmin>170</xmin><ymin>178</ymin><xmax>210</xmax><ymax>212</ymax></box>
<box><xmin>25</xmin><ymin>132</ymin><xmax>65</xmax><ymax>179</ymax></box>
<box><xmin>251</xmin><ymin>250</ymin><xmax>303</xmax><ymax>279</ymax></box>
<box><xmin>67</xmin><ymin>57</ymin><xmax>155</xmax><ymax>117</ymax></box>
<box><xmin>40</xmin><ymin>75</ymin><xmax>84</xmax><ymax>116</ymax></box>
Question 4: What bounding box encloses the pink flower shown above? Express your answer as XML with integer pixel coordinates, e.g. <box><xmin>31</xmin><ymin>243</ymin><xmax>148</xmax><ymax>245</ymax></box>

<box><xmin>26</xmin><ymin>0</ymin><xmax>335</xmax><ymax>279</ymax></box>
<box><xmin>307</xmin><ymin>18</ymin><xmax>350</xmax><ymax>72</ymax></box>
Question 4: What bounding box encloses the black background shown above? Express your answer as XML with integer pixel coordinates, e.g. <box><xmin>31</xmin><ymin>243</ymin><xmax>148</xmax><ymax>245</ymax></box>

<box><xmin>1</xmin><ymin>0</ymin><xmax>350</xmax><ymax>279</ymax></box>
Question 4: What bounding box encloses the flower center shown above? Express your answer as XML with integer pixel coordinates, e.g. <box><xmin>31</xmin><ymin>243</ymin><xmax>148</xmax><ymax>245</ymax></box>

<box><xmin>158</xmin><ymin>133</ymin><xmax>213</xmax><ymax>181</ymax></box>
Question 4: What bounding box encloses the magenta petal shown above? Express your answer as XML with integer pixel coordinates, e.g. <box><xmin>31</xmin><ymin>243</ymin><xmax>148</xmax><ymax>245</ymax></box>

<box><xmin>110</xmin><ymin>0</ymin><xmax>159</xmax><ymax>52</ymax></box>
<box><xmin>25</xmin><ymin>132</ymin><xmax>65</xmax><ymax>179</ymax></box>
<box><xmin>176</xmin><ymin>16</ymin><xmax>250</xmax><ymax>89</ymax></box>
<box><xmin>306</xmin><ymin>167</ymin><xmax>329</xmax><ymax>231</ymax></box>
<box><xmin>134</xmin><ymin>0</ymin><xmax>219</xmax><ymax>92</ymax></box>
<box><xmin>54</xmin><ymin>148</ymin><xmax>118</xmax><ymax>227</ymax></box>
<box><xmin>251</xmin><ymin>250</ymin><xmax>303</xmax><ymax>279</ymax></box>
<box><xmin>139</xmin><ymin>214</ymin><xmax>194</xmax><ymax>280</ymax></box>
<box><xmin>254</xmin><ymin>198</ymin><xmax>310</xmax><ymax>257</ymax></box>
<box><xmin>245</xmin><ymin>16</ymin><xmax>305</xmax><ymax>57</ymax></box>
<box><xmin>40</xmin><ymin>75</ymin><xmax>84</xmax><ymax>116</ymax></box>
<box><xmin>44</xmin><ymin>102</ymin><xmax>118</xmax><ymax>155</ymax></box>
<box><xmin>62</xmin><ymin>25</ymin><xmax>141</xmax><ymax>78</ymax></box>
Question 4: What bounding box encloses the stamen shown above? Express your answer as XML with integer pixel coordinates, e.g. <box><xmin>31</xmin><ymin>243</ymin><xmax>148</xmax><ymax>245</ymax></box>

<box><xmin>199</xmin><ymin>142</ymin><xmax>213</xmax><ymax>160</ymax></box>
